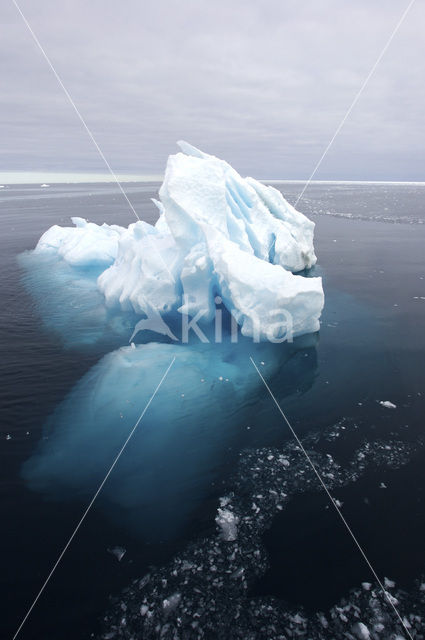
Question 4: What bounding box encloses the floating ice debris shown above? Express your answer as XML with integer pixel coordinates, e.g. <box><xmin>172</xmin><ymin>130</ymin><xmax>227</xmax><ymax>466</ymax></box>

<box><xmin>334</xmin><ymin>498</ymin><xmax>343</xmax><ymax>508</ymax></box>
<box><xmin>384</xmin><ymin>577</ymin><xmax>396</xmax><ymax>589</ymax></box>
<box><xmin>162</xmin><ymin>593</ymin><xmax>181</xmax><ymax>615</ymax></box>
<box><xmin>108</xmin><ymin>546</ymin><xmax>126</xmax><ymax>562</ymax></box>
<box><xmin>379</xmin><ymin>482</ymin><xmax>387</xmax><ymax>489</ymax></box>
<box><xmin>292</xmin><ymin>612</ymin><xmax>305</xmax><ymax>625</ymax></box>
<box><xmin>28</xmin><ymin>142</ymin><xmax>324</xmax><ymax>342</ymax></box>
<box><xmin>99</xmin><ymin>429</ymin><xmax>423</xmax><ymax>640</ymax></box>
<box><xmin>6</xmin><ymin>434</ymin><xmax>11</xmax><ymax>440</ymax></box>
<box><xmin>40</xmin><ymin>183</ymin><xmax>50</xmax><ymax>188</ymax></box>
<box><xmin>216</xmin><ymin>504</ymin><xmax>239</xmax><ymax>542</ymax></box>
<box><xmin>379</xmin><ymin>400</ymin><xmax>397</xmax><ymax>409</ymax></box>
<box><xmin>352</xmin><ymin>621</ymin><xmax>371</xmax><ymax>639</ymax></box>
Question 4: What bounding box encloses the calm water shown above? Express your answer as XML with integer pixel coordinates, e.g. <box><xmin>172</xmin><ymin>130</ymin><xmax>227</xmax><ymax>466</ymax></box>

<box><xmin>1</xmin><ymin>182</ymin><xmax>425</xmax><ymax>639</ymax></box>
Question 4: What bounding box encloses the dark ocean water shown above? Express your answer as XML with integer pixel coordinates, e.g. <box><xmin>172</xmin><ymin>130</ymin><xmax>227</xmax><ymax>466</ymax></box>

<box><xmin>1</xmin><ymin>182</ymin><xmax>425</xmax><ymax>639</ymax></box>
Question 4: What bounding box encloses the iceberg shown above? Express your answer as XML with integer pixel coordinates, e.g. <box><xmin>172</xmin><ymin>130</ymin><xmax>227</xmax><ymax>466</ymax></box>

<box><xmin>28</xmin><ymin>142</ymin><xmax>324</xmax><ymax>343</ymax></box>
<box><xmin>20</xmin><ymin>143</ymin><xmax>325</xmax><ymax>539</ymax></box>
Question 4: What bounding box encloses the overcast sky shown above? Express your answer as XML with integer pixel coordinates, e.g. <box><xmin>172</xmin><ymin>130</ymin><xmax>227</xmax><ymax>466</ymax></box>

<box><xmin>1</xmin><ymin>0</ymin><xmax>424</xmax><ymax>180</ymax></box>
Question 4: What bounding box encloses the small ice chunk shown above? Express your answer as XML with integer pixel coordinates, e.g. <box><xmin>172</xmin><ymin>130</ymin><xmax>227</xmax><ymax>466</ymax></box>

<box><xmin>231</xmin><ymin>566</ymin><xmax>244</xmax><ymax>579</ymax></box>
<box><xmin>108</xmin><ymin>546</ymin><xmax>126</xmax><ymax>561</ymax></box>
<box><xmin>385</xmin><ymin>592</ymin><xmax>399</xmax><ymax>605</ymax></box>
<box><xmin>384</xmin><ymin>576</ymin><xmax>395</xmax><ymax>589</ymax></box>
<box><xmin>279</xmin><ymin>456</ymin><xmax>290</xmax><ymax>467</ymax></box>
<box><xmin>334</xmin><ymin>499</ymin><xmax>343</xmax><ymax>508</ymax></box>
<box><xmin>319</xmin><ymin>613</ymin><xmax>328</xmax><ymax>628</ymax></box>
<box><xmin>379</xmin><ymin>482</ymin><xmax>387</xmax><ymax>489</ymax></box>
<box><xmin>379</xmin><ymin>400</ymin><xmax>397</xmax><ymax>409</ymax></box>
<box><xmin>216</xmin><ymin>507</ymin><xmax>239</xmax><ymax>541</ymax></box>
<box><xmin>362</xmin><ymin>582</ymin><xmax>372</xmax><ymax>591</ymax></box>
<box><xmin>140</xmin><ymin>604</ymin><xmax>149</xmax><ymax>616</ymax></box>
<box><xmin>352</xmin><ymin>622</ymin><xmax>370</xmax><ymax>639</ymax></box>
<box><xmin>6</xmin><ymin>434</ymin><xmax>11</xmax><ymax>440</ymax></box>
<box><xmin>139</xmin><ymin>574</ymin><xmax>151</xmax><ymax>589</ymax></box>
<box><xmin>292</xmin><ymin>613</ymin><xmax>304</xmax><ymax>624</ymax></box>
<box><xmin>162</xmin><ymin>592</ymin><xmax>181</xmax><ymax>614</ymax></box>
<box><xmin>40</xmin><ymin>183</ymin><xmax>50</xmax><ymax>188</ymax></box>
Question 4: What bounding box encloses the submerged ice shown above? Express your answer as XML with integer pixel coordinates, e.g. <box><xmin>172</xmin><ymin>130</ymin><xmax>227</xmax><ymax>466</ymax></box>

<box><xmin>21</xmin><ymin>143</ymin><xmax>325</xmax><ymax>539</ymax></box>
<box><xmin>22</xmin><ymin>335</ymin><xmax>318</xmax><ymax>539</ymax></box>
<box><xmin>28</xmin><ymin>141</ymin><xmax>323</xmax><ymax>343</ymax></box>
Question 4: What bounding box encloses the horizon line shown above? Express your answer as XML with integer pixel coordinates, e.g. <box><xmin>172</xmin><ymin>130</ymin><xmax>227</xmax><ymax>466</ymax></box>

<box><xmin>1</xmin><ymin>172</ymin><xmax>425</xmax><ymax>187</ymax></box>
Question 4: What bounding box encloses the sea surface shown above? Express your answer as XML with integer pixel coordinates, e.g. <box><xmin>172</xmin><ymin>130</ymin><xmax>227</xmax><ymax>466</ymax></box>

<box><xmin>1</xmin><ymin>181</ymin><xmax>425</xmax><ymax>639</ymax></box>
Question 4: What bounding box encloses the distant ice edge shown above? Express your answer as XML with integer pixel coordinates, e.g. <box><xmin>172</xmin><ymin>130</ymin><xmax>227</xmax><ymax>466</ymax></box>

<box><xmin>32</xmin><ymin>141</ymin><xmax>324</xmax><ymax>342</ymax></box>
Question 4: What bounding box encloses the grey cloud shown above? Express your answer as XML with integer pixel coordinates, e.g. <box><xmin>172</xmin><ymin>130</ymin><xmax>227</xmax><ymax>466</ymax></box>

<box><xmin>0</xmin><ymin>0</ymin><xmax>424</xmax><ymax>179</ymax></box>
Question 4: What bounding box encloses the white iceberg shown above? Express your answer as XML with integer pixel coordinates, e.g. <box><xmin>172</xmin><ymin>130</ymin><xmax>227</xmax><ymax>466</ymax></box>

<box><xmin>30</xmin><ymin>142</ymin><xmax>324</xmax><ymax>342</ymax></box>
